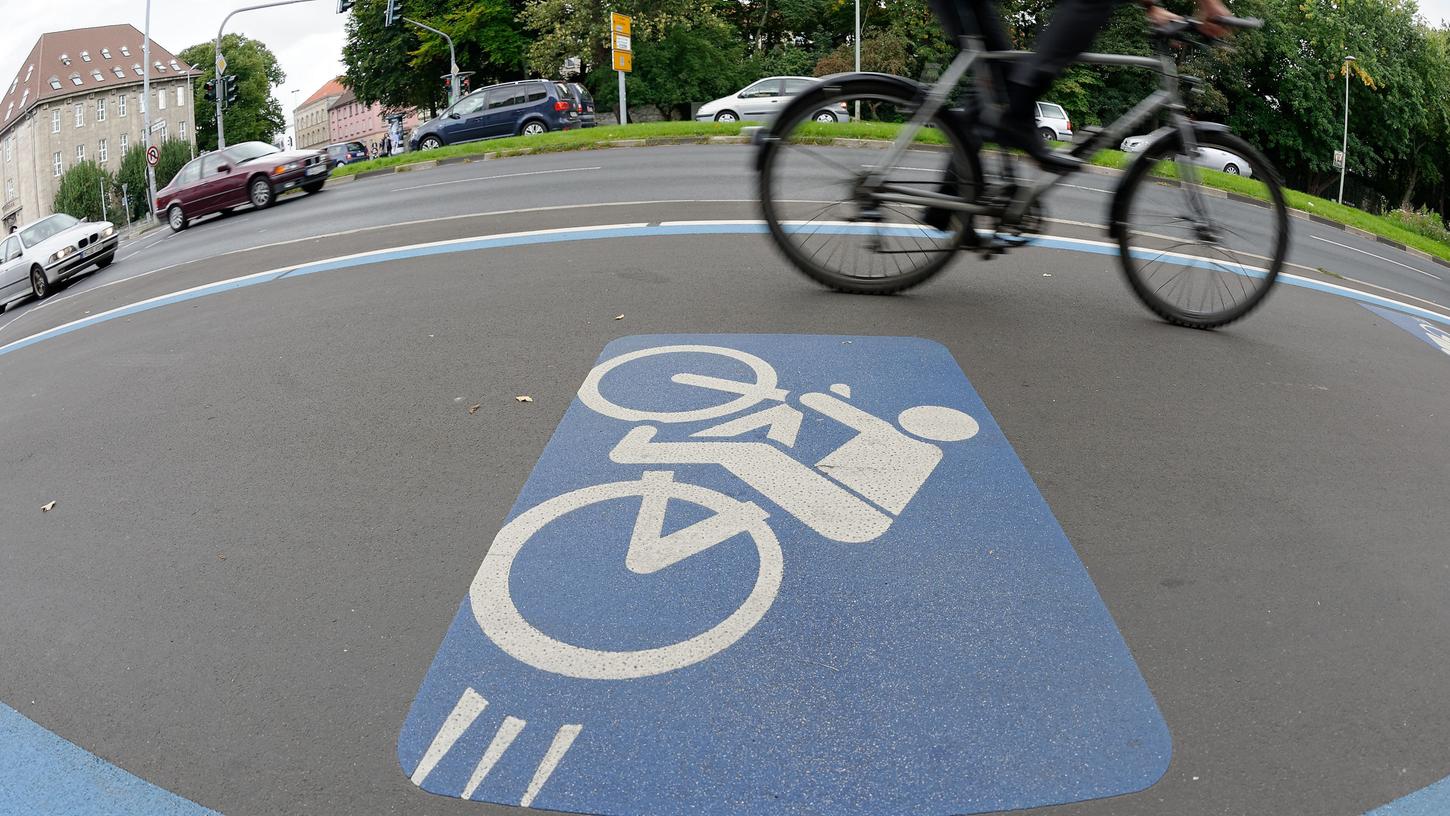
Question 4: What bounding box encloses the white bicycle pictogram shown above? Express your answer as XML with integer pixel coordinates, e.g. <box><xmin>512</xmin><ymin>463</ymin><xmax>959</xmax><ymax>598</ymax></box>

<box><xmin>472</xmin><ymin>345</ymin><xmax>980</xmax><ymax>680</ymax></box>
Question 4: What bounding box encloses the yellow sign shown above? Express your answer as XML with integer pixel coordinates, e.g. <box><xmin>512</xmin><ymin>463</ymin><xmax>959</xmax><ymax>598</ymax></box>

<box><xmin>612</xmin><ymin>50</ymin><xmax>633</xmax><ymax>72</ymax></box>
<box><xmin>611</xmin><ymin>12</ymin><xmax>631</xmax><ymax>36</ymax></box>
<box><xmin>613</xmin><ymin>33</ymin><xmax>632</xmax><ymax>52</ymax></box>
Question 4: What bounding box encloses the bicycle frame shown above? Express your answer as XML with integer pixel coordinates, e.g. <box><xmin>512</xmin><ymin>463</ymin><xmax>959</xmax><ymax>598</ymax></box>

<box><xmin>862</xmin><ymin>37</ymin><xmax>1209</xmax><ymax>225</ymax></box>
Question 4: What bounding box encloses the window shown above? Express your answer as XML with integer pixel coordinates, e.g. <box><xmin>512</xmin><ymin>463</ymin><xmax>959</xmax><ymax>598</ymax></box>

<box><xmin>76</xmin><ymin>143</ymin><xmax>85</xmax><ymax>162</ymax></box>
<box><xmin>75</xmin><ymin>103</ymin><xmax>84</xmax><ymax>127</ymax></box>
<box><xmin>70</xmin><ymin>73</ymin><xmax>83</xmax><ymax>86</ymax></box>
<box><xmin>1</xmin><ymin>237</ymin><xmax>15</xmax><ymax>262</ymax></box>
<box><xmin>3</xmin><ymin>180</ymin><xmax>12</xmax><ymax>203</ymax></box>
<box><xmin>24</xmin><ymin>65</ymin><xmax>33</xmax><ymax>82</ymax></box>
<box><xmin>175</xmin><ymin>86</ymin><xmax>184</xmax><ymax>106</ymax></box>
<box><xmin>200</xmin><ymin>153</ymin><xmax>225</xmax><ymax>175</ymax></box>
<box><xmin>487</xmin><ymin>89</ymin><xmax>528</xmax><ymax>109</ymax></box>
<box><xmin>3</xmin><ymin>136</ymin><xmax>10</xmax><ymax>161</ymax></box>
<box><xmin>739</xmin><ymin>80</ymin><xmax>779</xmax><ymax>99</ymax></box>
<box><xmin>177</xmin><ymin>120</ymin><xmax>186</xmax><ymax>140</ymax></box>
<box><xmin>133</xmin><ymin>64</ymin><xmax>143</xmax><ymax>77</ymax></box>
<box><xmin>170</xmin><ymin>61</ymin><xmax>181</xmax><ymax>72</ymax></box>
<box><xmin>452</xmin><ymin>92</ymin><xmax>489</xmax><ymax>116</ymax></box>
<box><xmin>157</xmin><ymin>89</ymin><xmax>166</xmax><ymax>109</ymax></box>
<box><xmin>101</xmin><ymin>48</ymin><xmax>112</xmax><ymax>60</ymax></box>
<box><xmin>91</xmin><ymin>69</ymin><xmax>104</xmax><ymax>82</ymax></box>
<box><xmin>81</xmin><ymin>51</ymin><xmax>92</xmax><ymax>62</ymax></box>
<box><xmin>60</xmin><ymin>54</ymin><xmax>71</xmax><ymax>66</ymax></box>
<box><xmin>19</xmin><ymin>89</ymin><xmax>27</xmax><ymax>107</ymax></box>
<box><xmin>118</xmin><ymin>94</ymin><xmax>127</xmax><ymax>117</ymax></box>
<box><xmin>52</xmin><ymin>151</ymin><xmax>62</xmax><ymax>176</ymax></box>
<box><xmin>154</xmin><ymin>120</ymin><xmax>167</xmax><ymax>141</ymax></box>
<box><xmin>97</xmin><ymin>98</ymin><xmax>106</xmax><ymax>121</ymax></box>
<box><xmin>99</xmin><ymin>138</ymin><xmax>108</xmax><ymax>163</ymax></box>
<box><xmin>178</xmin><ymin>159</ymin><xmax>201</xmax><ymax>184</ymax></box>
<box><xmin>51</xmin><ymin>109</ymin><xmax>60</xmax><ymax>132</ymax></box>
<box><xmin>3</xmin><ymin>103</ymin><xmax>10</xmax><ymax>122</ymax></box>
<box><xmin>49</xmin><ymin>76</ymin><xmax>62</xmax><ymax>90</ymax></box>
<box><xmin>113</xmin><ymin>67</ymin><xmax>125</xmax><ymax>79</ymax></box>
<box><xmin>154</xmin><ymin>61</ymin><xmax>167</xmax><ymax>74</ymax></box>
<box><xmin>120</xmin><ymin>46</ymin><xmax>130</xmax><ymax>57</ymax></box>
<box><xmin>120</xmin><ymin>133</ymin><xmax>128</xmax><ymax>152</ymax></box>
<box><xmin>783</xmin><ymin>79</ymin><xmax>813</xmax><ymax>94</ymax></box>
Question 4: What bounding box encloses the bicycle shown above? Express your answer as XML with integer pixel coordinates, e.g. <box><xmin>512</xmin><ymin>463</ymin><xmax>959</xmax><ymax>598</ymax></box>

<box><xmin>755</xmin><ymin>16</ymin><xmax>1289</xmax><ymax>330</ymax></box>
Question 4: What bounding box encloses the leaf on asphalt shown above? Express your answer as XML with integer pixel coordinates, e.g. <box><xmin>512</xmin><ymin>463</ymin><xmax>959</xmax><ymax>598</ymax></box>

<box><xmin>516</xmin><ymin>395</ymin><xmax>534</xmax><ymax>403</ymax></box>
<box><xmin>613</xmin><ymin>314</ymin><xmax>625</xmax><ymax>320</ymax></box>
<box><xmin>40</xmin><ymin>500</ymin><xmax>57</xmax><ymax>513</ymax></box>
<box><xmin>468</xmin><ymin>404</ymin><xmax>482</xmax><ymax>415</ymax></box>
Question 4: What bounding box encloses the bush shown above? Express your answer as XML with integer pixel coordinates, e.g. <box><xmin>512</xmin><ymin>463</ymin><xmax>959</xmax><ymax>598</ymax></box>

<box><xmin>116</xmin><ymin>139</ymin><xmax>194</xmax><ymax>222</ymax></box>
<box><xmin>52</xmin><ymin>161</ymin><xmax>116</xmax><ymax>223</ymax></box>
<box><xmin>1385</xmin><ymin>206</ymin><xmax>1450</xmax><ymax>245</ymax></box>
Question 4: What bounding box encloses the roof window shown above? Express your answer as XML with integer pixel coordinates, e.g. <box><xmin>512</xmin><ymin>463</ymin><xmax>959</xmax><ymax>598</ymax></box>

<box><xmin>70</xmin><ymin>73</ymin><xmax>84</xmax><ymax>86</ymax></box>
<box><xmin>120</xmin><ymin>46</ymin><xmax>131</xmax><ymax>57</ymax></box>
<box><xmin>81</xmin><ymin>51</ymin><xmax>92</xmax><ymax>62</ymax></box>
<box><xmin>49</xmin><ymin>76</ymin><xmax>62</xmax><ymax>90</ymax></box>
<box><xmin>60</xmin><ymin>54</ymin><xmax>71</xmax><ymax>66</ymax></box>
<box><xmin>101</xmin><ymin>48</ymin><xmax>112</xmax><ymax>59</ymax></box>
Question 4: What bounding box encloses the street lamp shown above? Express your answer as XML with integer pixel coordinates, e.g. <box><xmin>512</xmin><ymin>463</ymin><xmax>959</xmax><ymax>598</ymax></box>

<box><xmin>854</xmin><ymin>0</ymin><xmax>861</xmax><ymax>121</ymax></box>
<box><xmin>1338</xmin><ymin>55</ymin><xmax>1355</xmax><ymax>205</ymax></box>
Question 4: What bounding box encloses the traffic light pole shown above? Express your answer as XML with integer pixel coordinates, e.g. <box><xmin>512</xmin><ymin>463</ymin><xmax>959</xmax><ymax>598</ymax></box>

<box><xmin>402</xmin><ymin>18</ymin><xmax>459</xmax><ymax>106</ymax></box>
<box><xmin>214</xmin><ymin>0</ymin><xmax>320</xmax><ymax>149</ymax></box>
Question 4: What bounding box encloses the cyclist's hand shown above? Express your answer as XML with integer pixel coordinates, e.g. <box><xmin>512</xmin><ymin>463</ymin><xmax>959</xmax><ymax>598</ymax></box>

<box><xmin>1196</xmin><ymin>0</ymin><xmax>1232</xmax><ymax>37</ymax></box>
<box><xmin>1146</xmin><ymin>5</ymin><xmax>1181</xmax><ymax>28</ymax></box>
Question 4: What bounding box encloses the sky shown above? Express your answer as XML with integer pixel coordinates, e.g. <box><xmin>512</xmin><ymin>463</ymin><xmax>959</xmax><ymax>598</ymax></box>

<box><xmin>0</xmin><ymin>0</ymin><xmax>349</xmax><ymax>144</ymax></box>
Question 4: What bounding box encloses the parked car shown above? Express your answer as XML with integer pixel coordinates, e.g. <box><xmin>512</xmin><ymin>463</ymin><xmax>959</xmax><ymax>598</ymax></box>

<box><xmin>1120</xmin><ymin>132</ymin><xmax>1254</xmax><ymax>176</ymax></box>
<box><xmin>0</xmin><ymin>212</ymin><xmax>118</xmax><ymax>306</ymax></box>
<box><xmin>562</xmin><ymin>82</ymin><xmax>597</xmax><ymax>128</ymax></box>
<box><xmin>695</xmin><ymin>77</ymin><xmax>852</xmax><ymax>124</ymax></box>
<box><xmin>325</xmin><ymin>141</ymin><xmax>369</xmax><ymax>165</ymax></box>
<box><xmin>1036</xmin><ymin>101</ymin><xmax>1074</xmax><ymax>142</ymax></box>
<box><xmin>410</xmin><ymin>80</ymin><xmax>579</xmax><ymax>151</ymax></box>
<box><xmin>155</xmin><ymin>141</ymin><xmax>330</xmax><ymax>233</ymax></box>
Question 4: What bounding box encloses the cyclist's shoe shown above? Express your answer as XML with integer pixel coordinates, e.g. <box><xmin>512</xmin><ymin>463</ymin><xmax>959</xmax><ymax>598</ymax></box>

<box><xmin>999</xmin><ymin>82</ymin><xmax>1082</xmax><ymax>174</ymax></box>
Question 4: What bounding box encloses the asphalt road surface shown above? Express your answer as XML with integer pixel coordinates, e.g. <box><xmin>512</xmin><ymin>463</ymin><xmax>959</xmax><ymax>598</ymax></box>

<box><xmin>1</xmin><ymin>145</ymin><xmax>1448</xmax><ymax>816</ymax></box>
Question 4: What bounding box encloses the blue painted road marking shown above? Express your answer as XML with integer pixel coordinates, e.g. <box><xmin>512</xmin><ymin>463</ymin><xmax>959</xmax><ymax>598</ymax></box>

<box><xmin>1363</xmin><ymin>305</ymin><xmax>1450</xmax><ymax>358</ymax></box>
<box><xmin>399</xmin><ymin>335</ymin><xmax>1170</xmax><ymax>814</ymax></box>
<box><xmin>1365</xmin><ymin>774</ymin><xmax>1450</xmax><ymax>815</ymax></box>
<box><xmin>0</xmin><ymin>701</ymin><xmax>218</xmax><ymax>816</ymax></box>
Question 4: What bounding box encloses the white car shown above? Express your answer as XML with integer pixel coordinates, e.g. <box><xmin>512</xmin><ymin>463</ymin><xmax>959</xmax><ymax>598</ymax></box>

<box><xmin>1036</xmin><ymin>101</ymin><xmax>1074</xmax><ymax>142</ymax></box>
<box><xmin>695</xmin><ymin>76</ymin><xmax>851</xmax><ymax>124</ymax></box>
<box><xmin>1120</xmin><ymin>133</ymin><xmax>1254</xmax><ymax>177</ymax></box>
<box><xmin>0</xmin><ymin>213</ymin><xmax>119</xmax><ymax>308</ymax></box>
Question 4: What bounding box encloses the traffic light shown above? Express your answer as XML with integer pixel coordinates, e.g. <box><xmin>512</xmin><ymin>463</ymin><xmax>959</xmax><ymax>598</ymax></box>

<box><xmin>336</xmin><ymin>0</ymin><xmax>353</xmax><ymax>11</ymax></box>
<box><xmin>204</xmin><ymin>78</ymin><xmax>217</xmax><ymax>103</ymax></box>
<box><xmin>224</xmin><ymin>74</ymin><xmax>239</xmax><ymax>106</ymax></box>
<box><xmin>385</xmin><ymin>0</ymin><xmax>400</xmax><ymax>26</ymax></box>
<box><xmin>215</xmin><ymin>75</ymin><xmax>227</xmax><ymax>110</ymax></box>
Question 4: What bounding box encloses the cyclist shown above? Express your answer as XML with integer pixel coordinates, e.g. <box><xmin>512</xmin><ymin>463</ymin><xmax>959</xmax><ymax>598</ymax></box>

<box><xmin>927</xmin><ymin>0</ymin><xmax>1232</xmax><ymax>172</ymax></box>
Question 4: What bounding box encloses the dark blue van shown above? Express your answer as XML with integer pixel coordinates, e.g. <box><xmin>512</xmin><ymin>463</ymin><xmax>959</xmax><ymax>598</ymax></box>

<box><xmin>409</xmin><ymin>80</ymin><xmax>578</xmax><ymax>151</ymax></box>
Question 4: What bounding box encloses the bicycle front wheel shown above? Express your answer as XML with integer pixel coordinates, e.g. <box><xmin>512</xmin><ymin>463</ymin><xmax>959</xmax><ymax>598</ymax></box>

<box><xmin>758</xmin><ymin>76</ymin><xmax>980</xmax><ymax>294</ymax></box>
<box><xmin>1114</xmin><ymin>128</ymin><xmax>1288</xmax><ymax>329</ymax></box>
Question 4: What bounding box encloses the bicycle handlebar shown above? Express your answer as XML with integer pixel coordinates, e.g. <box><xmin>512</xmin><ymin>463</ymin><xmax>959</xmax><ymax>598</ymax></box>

<box><xmin>1212</xmin><ymin>15</ymin><xmax>1264</xmax><ymax>30</ymax></box>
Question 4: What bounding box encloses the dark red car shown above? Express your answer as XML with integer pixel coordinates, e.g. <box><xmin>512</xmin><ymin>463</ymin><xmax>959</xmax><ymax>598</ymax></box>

<box><xmin>155</xmin><ymin>141</ymin><xmax>331</xmax><ymax>232</ymax></box>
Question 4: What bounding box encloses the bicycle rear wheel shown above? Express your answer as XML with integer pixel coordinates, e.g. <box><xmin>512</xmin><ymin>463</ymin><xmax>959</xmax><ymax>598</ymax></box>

<box><xmin>1114</xmin><ymin>128</ymin><xmax>1288</xmax><ymax>329</ymax></box>
<box><xmin>758</xmin><ymin>76</ymin><xmax>980</xmax><ymax>294</ymax></box>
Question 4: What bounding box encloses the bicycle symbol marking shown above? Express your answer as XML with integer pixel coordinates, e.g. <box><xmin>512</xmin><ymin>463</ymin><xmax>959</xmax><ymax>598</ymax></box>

<box><xmin>472</xmin><ymin>343</ymin><xmax>981</xmax><ymax>680</ymax></box>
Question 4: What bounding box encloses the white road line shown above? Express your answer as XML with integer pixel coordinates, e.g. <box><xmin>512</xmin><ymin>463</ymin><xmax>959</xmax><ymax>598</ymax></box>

<box><xmin>392</xmin><ymin>166</ymin><xmax>601</xmax><ymax>192</ymax></box>
<box><xmin>461</xmin><ymin>716</ymin><xmax>526</xmax><ymax>800</ymax></box>
<box><xmin>519</xmin><ymin>724</ymin><xmax>583</xmax><ymax>808</ymax></box>
<box><xmin>1063</xmin><ymin>183</ymin><xmax>1114</xmax><ymax>194</ymax></box>
<box><xmin>1311</xmin><ymin>235</ymin><xmax>1443</xmax><ymax>280</ymax></box>
<box><xmin>410</xmin><ymin>688</ymin><xmax>488</xmax><ymax>786</ymax></box>
<box><xmin>0</xmin><ymin>260</ymin><xmax>191</xmax><ymax>335</ymax></box>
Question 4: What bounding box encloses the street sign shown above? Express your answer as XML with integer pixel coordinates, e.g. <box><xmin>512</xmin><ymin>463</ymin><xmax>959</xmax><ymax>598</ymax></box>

<box><xmin>612</xmin><ymin>33</ymin><xmax>631</xmax><ymax>52</ymax></box>
<box><xmin>611</xmin><ymin>12</ymin><xmax>631</xmax><ymax>35</ymax></box>
<box><xmin>145</xmin><ymin>145</ymin><xmax>160</xmax><ymax>167</ymax></box>
<box><xmin>612</xmin><ymin>50</ymin><xmax>633</xmax><ymax>73</ymax></box>
<box><xmin>1333</xmin><ymin>149</ymin><xmax>1345</xmax><ymax>169</ymax></box>
<box><xmin>215</xmin><ymin>54</ymin><xmax>226</xmax><ymax>74</ymax></box>
<box><xmin>398</xmin><ymin>335</ymin><xmax>1170</xmax><ymax>815</ymax></box>
<box><xmin>149</xmin><ymin>120</ymin><xmax>167</xmax><ymax>133</ymax></box>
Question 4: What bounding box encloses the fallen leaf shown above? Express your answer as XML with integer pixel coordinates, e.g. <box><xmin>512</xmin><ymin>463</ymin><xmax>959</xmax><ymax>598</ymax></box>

<box><xmin>613</xmin><ymin>314</ymin><xmax>625</xmax><ymax>320</ymax></box>
<box><xmin>218</xmin><ymin>554</ymin><xmax>226</xmax><ymax>560</ymax></box>
<box><xmin>1042</xmin><ymin>273</ymin><xmax>1053</xmax><ymax>277</ymax></box>
<box><xmin>468</xmin><ymin>404</ymin><xmax>482</xmax><ymax>415</ymax></box>
<box><xmin>41</xmin><ymin>500</ymin><xmax>57</xmax><ymax>513</ymax></box>
<box><xmin>515</xmin><ymin>395</ymin><xmax>534</xmax><ymax>403</ymax></box>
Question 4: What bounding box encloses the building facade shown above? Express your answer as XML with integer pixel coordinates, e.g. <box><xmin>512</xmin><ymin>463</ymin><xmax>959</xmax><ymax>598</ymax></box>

<box><xmin>0</xmin><ymin>24</ymin><xmax>196</xmax><ymax>231</ymax></box>
<box><xmin>293</xmin><ymin>78</ymin><xmax>345</xmax><ymax>150</ymax></box>
<box><xmin>328</xmin><ymin>89</ymin><xmax>420</xmax><ymax>153</ymax></box>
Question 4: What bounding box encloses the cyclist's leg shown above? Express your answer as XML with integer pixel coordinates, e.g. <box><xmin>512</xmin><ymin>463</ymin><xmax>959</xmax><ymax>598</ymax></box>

<box><xmin>1002</xmin><ymin>0</ymin><xmax>1121</xmax><ymax>157</ymax></box>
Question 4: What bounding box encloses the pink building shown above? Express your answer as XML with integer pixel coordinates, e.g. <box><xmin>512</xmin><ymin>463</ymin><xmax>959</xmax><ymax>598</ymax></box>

<box><xmin>328</xmin><ymin>89</ymin><xmax>418</xmax><ymax>151</ymax></box>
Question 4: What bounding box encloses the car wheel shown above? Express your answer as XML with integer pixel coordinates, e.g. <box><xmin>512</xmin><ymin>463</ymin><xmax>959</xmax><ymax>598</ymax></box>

<box><xmin>1223</xmin><ymin>162</ymin><xmax>1240</xmax><ymax>175</ymax></box>
<box><xmin>167</xmin><ymin>203</ymin><xmax>187</xmax><ymax>232</ymax></box>
<box><xmin>419</xmin><ymin>135</ymin><xmax>443</xmax><ymax>150</ymax></box>
<box><xmin>95</xmin><ymin>252</ymin><xmax>114</xmax><ymax>269</ymax></box>
<box><xmin>30</xmin><ymin>265</ymin><xmax>50</xmax><ymax>300</ymax></box>
<box><xmin>1039</xmin><ymin>127</ymin><xmax>1055</xmax><ymax>142</ymax></box>
<box><xmin>813</xmin><ymin>111</ymin><xmax>837</xmax><ymax>123</ymax></box>
<box><xmin>248</xmin><ymin>176</ymin><xmax>274</xmax><ymax>209</ymax></box>
<box><xmin>302</xmin><ymin>180</ymin><xmax>325</xmax><ymax>194</ymax></box>
<box><xmin>521</xmin><ymin>121</ymin><xmax>548</xmax><ymax>137</ymax></box>
<box><xmin>714</xmin><ymin>111</ymin><xmax>739</xmax><ymax>123</ymax></box>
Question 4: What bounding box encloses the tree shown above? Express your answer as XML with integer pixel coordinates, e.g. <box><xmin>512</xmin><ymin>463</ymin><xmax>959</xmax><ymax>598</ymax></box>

<box><xmin>629</xmin><ymin>17</ymin><xmax>746</xmax><ymax>119</ymax></box>
<box><xmin>115</xmin><ymin>139</ymin><xmax>193</xmax><ymax>222</ymax></box>
<box><xmin>178</xmin><ymin>34</ymin><xmax>286</xmax><ymax>150</ymax></box>
<box><xmin>52</xmin><ymin>161</ymin><xmax>115</xmax><ymax>223</ymax></box>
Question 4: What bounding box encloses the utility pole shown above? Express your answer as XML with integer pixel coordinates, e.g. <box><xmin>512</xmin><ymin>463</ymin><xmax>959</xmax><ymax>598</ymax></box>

<box><xmin>215</xmin><ymin>0</ymin><xmax>321</xmax><ymax>149</ymax></box>
<box><xmin>854</xmin><ymin>0</ymin><xmax>861</xmax><ymax>122</ymax></box>
<box><xmin>142</xmin><ymin>0</ymin><xmax>158</xmax><ymax>222</ymax></box>
<box><xmin>402</xmin><ymin>18</ymin><xmax>460</xmax><ymax>106</ymax></box>
<box><xmin>1338</xmin><ymin>55</ymin><xmax>1355</xmax><ymax>206</ymax></box>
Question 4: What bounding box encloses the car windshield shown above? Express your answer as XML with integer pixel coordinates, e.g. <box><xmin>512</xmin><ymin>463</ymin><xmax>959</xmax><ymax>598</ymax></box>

<box><xmin>20</xmin><ymin>213</ymin><xmax>79</xmax><ymax>246</ymax></box>
<box><xmin>225</xmin><ymin>141</ymin><xmax>280</xmax><ymax>164</ymax></box>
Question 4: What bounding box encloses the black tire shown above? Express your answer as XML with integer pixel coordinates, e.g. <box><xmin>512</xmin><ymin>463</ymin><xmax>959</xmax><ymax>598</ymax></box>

<box><xmin>302</xmin><ymin>180</ymin><xmax>325</xmax><ymax>194</ymax></box>
<box><xmin>758</xmin><ymin>74</ymin><xmax>980</xmax><ymax>294</ymax></box>
<box><xmin>1039</xmin><ymin>127</ymin><xmax>1055</xmax><ymax>142</ymax></box>
<box><xmin>521</xmin><ymin>121</ymin><xmax>548</xmax><ymax>136</ymax></box>
<box><xmin>167</xmin><ymin>203</ymin><xmax>187</xmax><ymax>232</ymax></box>
<box><xmin>419</xmin><ymin>135</ymin><xmax>443</xmax><ymax>150</ymax></box>
<box><xmin>248</xmin><ymin>176</ymin><xmax>275</xmax><ymax>209</ymax></box>
<box><xmin>1223</xmin><ymin>162</ymin><xmax>1240</xmax><ymax>175</ymax></box>
<box><xmin>1113</xmin><ymin>128</ymin><xmax>1287</xmax><ymax>329</ymax></box>
<box><xmin>95</xmin><ymin>252</ymin><xmax>114</xmax><ymax>269</ymax></box>
<box><xmin>715</xmin><ymin>111</ymin><xmax>739</xmax><ymax>123</ymax></box>
<box><xmin>30</xmin><ymin>265</ymin><xmax>50</xmax><ymax>300</ymax></box>
<box><xmin>812</xmin><ymin>111</ymin><xmax>838</xmax><ymax>123</ymax></box>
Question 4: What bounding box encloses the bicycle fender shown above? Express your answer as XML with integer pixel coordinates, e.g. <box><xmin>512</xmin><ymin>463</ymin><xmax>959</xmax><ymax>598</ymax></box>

<box><xmin>1108</xmin><ymin>122</ymin><xmax>1233</xmax><ymax>239</ymax></box>
<box><xmin>754</xmin><ymin>73</ymin><xmax>926</xmax><ymax>171</ymax></box>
